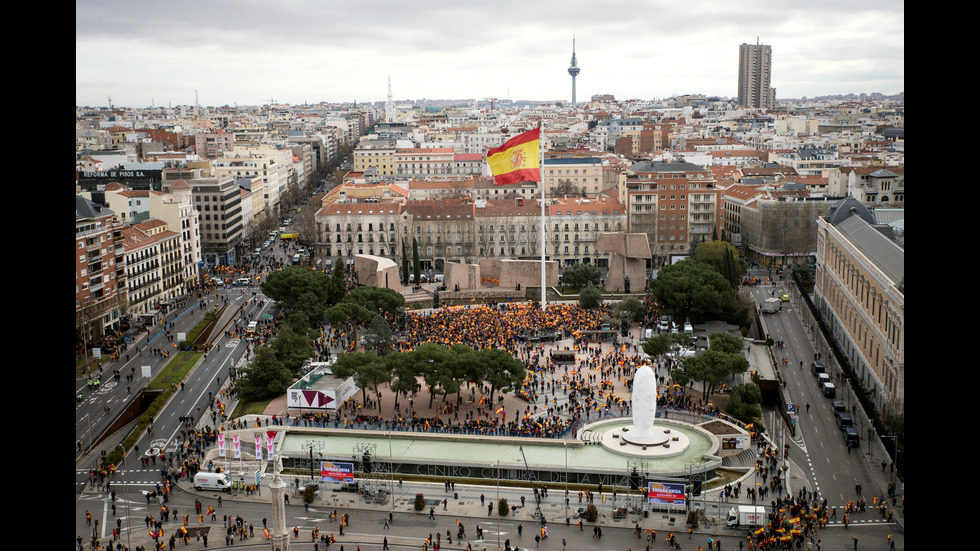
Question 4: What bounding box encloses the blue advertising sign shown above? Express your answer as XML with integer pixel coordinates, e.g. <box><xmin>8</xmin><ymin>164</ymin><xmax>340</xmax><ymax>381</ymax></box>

<box><xmin>320</xmin><ymin>461</ymin><xmax>354</xmax><ymax>483</ymax></box>
<box><xmin>647</xmin><ymin>481</ymin><xmax>686</xmax><ymax>506</ymax></box>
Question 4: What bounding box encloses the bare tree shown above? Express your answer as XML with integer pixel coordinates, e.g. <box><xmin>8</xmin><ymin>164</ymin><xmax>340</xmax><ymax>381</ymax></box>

<box><xmin>554</xmin><ymin>178</ymin><xmax>579</xmax><ymax>198</ymax></box>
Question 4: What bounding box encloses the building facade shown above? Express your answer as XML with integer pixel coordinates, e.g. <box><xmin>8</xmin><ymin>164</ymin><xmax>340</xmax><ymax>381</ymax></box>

<box><xmin>120</xmin><ymin>221</ymin><xmax>184</xmax><ymax>321</ymax></box>
<box><xmin>623</xmin><ymin>161</ymin><xmax>717</xmax><ymax>266</ymax></box>
<box><xmin>814</xmin><ymin>199</ymin><xmax>904</xmax><ymax>416</ymax></box>
<box><xmin>76</xmin><ymin>196</ymin><xmax>127</xmax><ymax>342</ymax></box>
<box><xmin>738</xmin><ymin>42</ymin><xmax>775</xmax><ymax>110</ymax></box>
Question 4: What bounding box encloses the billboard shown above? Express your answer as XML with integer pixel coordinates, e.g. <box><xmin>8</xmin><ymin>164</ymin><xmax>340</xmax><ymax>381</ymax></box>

<box><xmin>647</xmin><ymin>481</ymin><xmax>686</xmax><ymax>506</ymax></box>
<box><xmin>721</xmin><ymin>436</ymin><xmax>749</xmax><ymax>450</ymax></box>
<box><xmin>320</xmin><ymin>461</ymin><xmax>354</xmax><ymax>483</ymax></box>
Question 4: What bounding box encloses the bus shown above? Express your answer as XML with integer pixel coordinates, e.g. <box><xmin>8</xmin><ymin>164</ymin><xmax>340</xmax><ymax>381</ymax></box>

<box><xmin>280</xmin><ymin>232</ymin><xmax>299</xmax><ymax>240</ymax></box>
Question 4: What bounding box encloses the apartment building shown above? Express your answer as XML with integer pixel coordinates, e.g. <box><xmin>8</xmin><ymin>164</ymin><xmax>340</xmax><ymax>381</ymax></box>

<box><xmin>353</xmin><ymin>140</ymin><xmax>397</xmax><ymax>176</ymax></box>
<box><xmin>404</xmin><ymin>199</ymin><xmax>477</xmax><ymax>272</ymax></box>
<box><xmin>163</xmin><ymin>173</ymin><xmax>243</xmax><ymax>266</ymax></box>
<box><xmin>738</xmin><ymin>42</ymin><xmax>775</xmax><ymax>110</ymax></box>
<box><xmin>155</xmin><ymin>179</ymin><xmax>201</xmax><ymax>287</ymax></box>
<box><xmin>87</xmin><ymin>181</ymin><xmax>203</xmax><ymax>287</ymax></box>
<box><xmin>738</xmin><ymin>189</ymin><xmax>832</xmax><ymax>267</ymax></box>
<box><xmin>622</xmin><ymin>161</ymin><xmax>716</xmax><ymax>265</ymax></box>
<box><xmin>76</xmin><ymin>195</ymin><xmax>127</xmax><ymax>341</ymax></box>
<box><xmin>189</xmin><ymin>131</ymin><xmax>235</xmax><ymax>159</ymax></box>
<box><xmin>543</xmin><ymin>157</ymin><xmax>604</xmax><ymax>197</ymax></box>
<box><xmin>119</xmin><ymin>220</ymin><xmax>184</xmax><ymax>321</ymax></box>
<box><xmin>814</xmin><ymin>198</ymin><xmax>904</xmax><ymax>416</ymax></box>
<box><xmin>317</xmin><ymin>201</ymin><xmax>402</xmax><ymax>263</ymax></box>
<box><xmin>473</xmin><ymin>199</ymin><xmax>540</xmax><ymax>261</ymax></box>
<box><xmin>547</xmin><ymin>197</ymin><xmax>625</xmax><ymax>267</ymax></box>
<box><xmin>395</xmin><ymin>147</ymin><xmax>455</xmax><ymax>178</ymax></box>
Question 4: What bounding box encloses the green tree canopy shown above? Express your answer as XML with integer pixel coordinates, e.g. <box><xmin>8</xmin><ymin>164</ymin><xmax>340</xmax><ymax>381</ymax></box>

<box><xmin>237</xmin><ymin>347</ymin><xmax>293</xmax><ymax>402</ymax></box>
<box><xmin>269</xmin><ymin>322</ymin><xmax>315</xmax><ymax>372</ymax></box>
<box><xmin>343</xmin><ymin>286</ymin><xmax>405</xmax><ymax>316</ymax></box>
<box><xmin>579</xmin><ymin>282</ymin><xmax>602</xmax><ymax>309</ymax></box>
<box><xmin>361</xmin><ymin>316</ymin><xmax>395</xmax><ymax>357</ymax></box>
<box><xmin>613</xmin><ymin>296</ymin><xmax>646</xmax><ymax>322</ymax></box>
<box><xmin>727</xmin><ymin>383</ymin><xmax>763</xmax><ymax>423</ymax></box>
<box><xmin>692</xmin><ymin>240</ymin><xmax>745</xmax><ymax>288</ymax></box>
<box><xmin>706</xmin><ymin>332</ymin><xmax>744</xmax><ymax>355</ymax></box>
<box><xmin>562</xmin><ymin>263</ymin><xmax>600</xmax><ymax>288</ymax></box>
<box><xmin>332</xmin><ymin>350</ymin><xmax>392</xmax><ymax>408</ymax></box>
<box><xmin>649</xmin><ymin>259</ymin><xmax>734</xmax><ymax>326</ymax></box>
<box><xmin>469</xmin><ymin>347</ymin><xmax>526</xmax><ymax>404</ymax></box>
<box><xmin>262</xmin><ymin>266</ymin><xmax>344</xmax><ymax>316</ymax></box>
<box><xmin>643</xmin><ymin>332</ymin><xmax>693</xmax><ymax>361</ymax></box>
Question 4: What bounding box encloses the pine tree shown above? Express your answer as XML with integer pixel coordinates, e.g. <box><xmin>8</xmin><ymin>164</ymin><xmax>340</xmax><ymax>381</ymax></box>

<box><xmin>401</xmin><ymin>239</ymin><xmax>410</xmax><ymax>284</ymax></box>
<box><xmin>412</xmin><ymin>237</ymin><xmax>421</xmax><ymax>284</ymax></box>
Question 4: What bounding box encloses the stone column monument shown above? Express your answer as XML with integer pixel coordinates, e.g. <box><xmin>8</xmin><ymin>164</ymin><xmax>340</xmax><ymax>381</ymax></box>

<box><xmin>269</xmin><ymin>451</ymin><xmax>289</xmax><ymax>550</ymax></box>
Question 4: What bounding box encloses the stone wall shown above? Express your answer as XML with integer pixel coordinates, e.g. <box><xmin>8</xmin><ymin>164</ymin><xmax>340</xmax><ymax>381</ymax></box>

<box><xmin>445</xmin><ymin>262</ymin><xmax>481</xmax><ymax>291</ymax></box>
<box><xmin>481</xmin><ymin>258</ymin><xmax>558</xmax><ymax>289</ymax></box>
<box><xmin>353</xmin><ymin>254</ymin><xmax>401</xmax><ymax>291</ymax></box>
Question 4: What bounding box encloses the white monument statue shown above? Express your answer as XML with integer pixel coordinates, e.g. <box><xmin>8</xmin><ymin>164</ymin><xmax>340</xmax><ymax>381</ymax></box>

<box><xmin>598</xmin><ymin>363</ymin><xmax>691</xmax><ymax>457</ymax></box>
<box><xmin>631</xmin><ymin>364</ymin><xmax>658</xmax><ymax>438</ymax></box>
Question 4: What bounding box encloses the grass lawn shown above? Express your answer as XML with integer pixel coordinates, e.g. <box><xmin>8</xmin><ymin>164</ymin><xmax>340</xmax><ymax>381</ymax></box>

<box><xmin>147</xmin><ymin>351</ymin><xmax>203</xmax><ymax>390</ymax></box>
<box><xmin>231</xmin><ymin>398</ymin><xmax>274</xmax><ymax>418</ymax></box>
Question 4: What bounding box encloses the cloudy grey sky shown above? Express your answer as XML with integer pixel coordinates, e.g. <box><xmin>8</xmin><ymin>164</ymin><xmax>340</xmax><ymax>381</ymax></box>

<box><xmin>76</xmin><ymin>0</ymin><xmax>904</xmax><ymax>108</ymax></box>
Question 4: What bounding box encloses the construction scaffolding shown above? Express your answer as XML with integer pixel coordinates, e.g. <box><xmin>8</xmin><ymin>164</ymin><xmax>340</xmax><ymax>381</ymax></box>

<box><xmin>354</xmin><ymin>442</ymin><xmax>392</xmax><ymax>505</ymax></box>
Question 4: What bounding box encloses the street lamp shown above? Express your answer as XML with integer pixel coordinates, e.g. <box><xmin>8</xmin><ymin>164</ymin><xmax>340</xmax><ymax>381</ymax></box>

<box><xmin>564</xmin><ymin>441</ymin><xmax>569</xmax><ymax>522</ymax></box>
<box><xmin>387</xmin><ymin>432</ymin><xmax>394</xmax><ymax>515</ymax></box>
<box><xmin>496</xmin><ymin>460</ymin><xmax>501</xmax><ymax>549</ymax></box>
<box><xmin>116</xmin><ymin>444</ymin><xmax>132</xmax><ymax>550</ymax></box>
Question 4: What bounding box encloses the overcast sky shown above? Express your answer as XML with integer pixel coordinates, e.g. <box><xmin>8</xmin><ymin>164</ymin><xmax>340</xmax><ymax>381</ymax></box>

<box><xmin>76</xmin><ymin>0</ymin><xmax>904</xmax><ymax>108</ymax></box>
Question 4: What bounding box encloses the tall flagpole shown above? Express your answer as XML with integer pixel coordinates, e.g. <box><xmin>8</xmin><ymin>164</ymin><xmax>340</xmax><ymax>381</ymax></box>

<box><xmin>539</xmin><ymin>119</ymin><xmax>546</xmax><ymax>311</ymax></box>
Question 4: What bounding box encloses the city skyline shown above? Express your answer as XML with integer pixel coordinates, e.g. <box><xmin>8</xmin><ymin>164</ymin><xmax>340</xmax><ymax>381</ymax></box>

<box><xmin>76</xmin><ymin>0</ymin><xmax>904</xmax><ymax>108</ymax></box>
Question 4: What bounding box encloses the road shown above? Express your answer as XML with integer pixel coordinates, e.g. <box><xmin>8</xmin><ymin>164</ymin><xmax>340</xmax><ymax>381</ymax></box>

<box><xmin>75</xmin><ymin>229</ymin><xmax>296</xmax><ymax>488</ymax></box>
<box><xmin>743</xmin><ymin>267</ymin><xmax>901</xmax><ymax>528</ymax></box>
<box><xmin>76</xmin><ymin>259</ymin><xmax>902</xmax><ymax>549</ymax></box>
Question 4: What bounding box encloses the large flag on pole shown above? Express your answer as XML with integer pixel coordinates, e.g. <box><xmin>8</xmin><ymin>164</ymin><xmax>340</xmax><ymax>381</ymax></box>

<box><xmin>486</xmin><ymin>128</ymin><xmax>541</xmax><ymax>185</ymax></box>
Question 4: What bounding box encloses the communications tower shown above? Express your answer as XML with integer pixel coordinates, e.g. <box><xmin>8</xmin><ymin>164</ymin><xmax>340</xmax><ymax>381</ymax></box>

<box><xmin>567</xmin><ymin>37</ymin><xmax>581</xmax><ymax>106</ymax></box>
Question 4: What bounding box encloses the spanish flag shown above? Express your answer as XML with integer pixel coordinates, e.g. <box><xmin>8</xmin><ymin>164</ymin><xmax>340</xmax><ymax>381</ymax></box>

<box><xmin>486</xmin><ymin>128</ymin><xmax>541</xmax><ymax>186</ymax></box>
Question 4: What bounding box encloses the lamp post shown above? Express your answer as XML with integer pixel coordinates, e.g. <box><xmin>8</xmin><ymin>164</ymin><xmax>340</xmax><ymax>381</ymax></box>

<box><xmin>564</xmin><ymin>441</ymin><xmax>569</xmax><ymax>522</ymax></box>
<box><xmin>116</xmin><ymin>444</ymin><xmax>132</xmax><ymax>550</ymax></box>
<box><xmin>496</xmin><ymin>460</ymin><xmax>501</xmax><ymax>549</ymax></box>
<box><xmin>387</xmin><ymin>432</ymin><xmax>394</xmax><ymax>515</ymax></box>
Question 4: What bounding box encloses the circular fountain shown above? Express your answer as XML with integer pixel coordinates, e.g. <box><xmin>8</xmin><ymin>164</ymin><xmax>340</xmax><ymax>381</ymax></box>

<box><xmin>594</xmin><ymin>364</ymin><xmax>692</xmax><ymax>458</ymax></box>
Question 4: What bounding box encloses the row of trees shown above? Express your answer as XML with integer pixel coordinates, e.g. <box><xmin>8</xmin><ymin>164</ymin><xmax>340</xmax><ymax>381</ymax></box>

<box><xmin>332</xmin><ymin>343</ymin><xmax>526</xmax><ymax>411</ymax></box>
<box><xmin>237</xmin><ymin>263</ymin><xmax>406</xmax><ymax>403</ymax></box>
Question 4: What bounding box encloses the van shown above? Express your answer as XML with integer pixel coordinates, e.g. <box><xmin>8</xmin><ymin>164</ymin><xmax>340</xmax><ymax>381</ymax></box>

<box><xmin>821</xmin><ymin>382</ymin><xmax>836</xmax><ymax>398</ymax></box>
<box><xmin>643</xmin><ymin>328</ymin><xmax>653</xmax><ymax>340</ymax></box>
<box><xmin>246</xmin><ymin>321</ymin><xmax>259</xmax><ymax>340</ymax></box>
<box><xmin>817</xmin><ymin>373</ymin><xmax>831</xmax><ymax>388</ymax></box>
<box><xmin>835</xmin><ymin>411</ymin><xmax>853</xmax><ymax>429</ymax></box>
<box><xmin>234</xmin><ymin>278</ymin><xmax>250</xmax><ymax>286</ymax></box>
<box><xmin>194</xmin><ymin>472</ymin><xmax>232</xmax><ymax>492</ymax></box>
<box><xmin>811</xmin><ymin>361</ymin><xmax>826</xmax><ymax>376</ymax></box>
<box><xmin>843</xmin><ymin>426</ymin><xmax>859</xmax><ymax>448</ymax></box>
